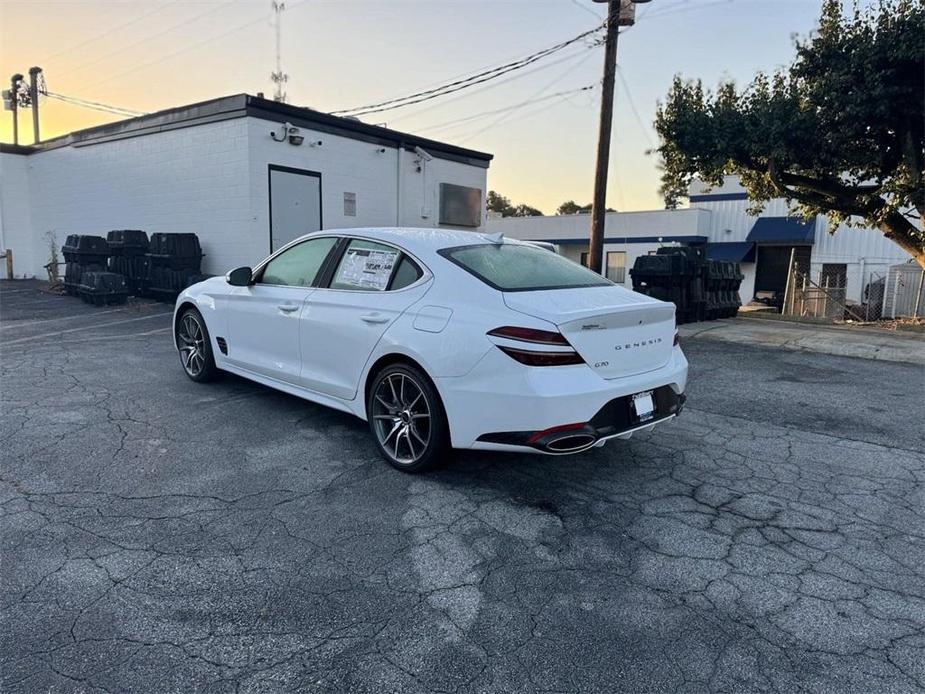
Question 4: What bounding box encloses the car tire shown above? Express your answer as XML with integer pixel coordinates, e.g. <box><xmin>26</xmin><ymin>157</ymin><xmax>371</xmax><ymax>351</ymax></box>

<box><xmin>366</xmin><ymin>363</ymin><xmax>450</xmax><ymax>473</ymax></box>
<box><xmin>176</xmin><ymin>307</ymin><xmax>219</xmax><ymax>383</ymax></box>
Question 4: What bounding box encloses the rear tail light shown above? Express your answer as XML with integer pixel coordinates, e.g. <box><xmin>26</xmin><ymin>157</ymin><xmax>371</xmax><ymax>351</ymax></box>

<box><xmin>488</xmin><ymin>326</ymin><xmax>584</xmax><ymax>366</ymax></box>
<box><xmin>487</xmin><ymin>326</ymin><xmax>570</xmax><ymax>345</ymax></box>
<box><xmin>497</xmin><ymin>346</ymin><xmax>584</xmax><ymax>366</ymax></box>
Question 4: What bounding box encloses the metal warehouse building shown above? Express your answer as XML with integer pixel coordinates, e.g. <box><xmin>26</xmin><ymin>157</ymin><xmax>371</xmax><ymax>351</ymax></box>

<box><xmin>0</xmin><ymin>94</ymin><xmax>492</xmax><ymax>279</ymax></box>
<box><xmin>488</xmin><ymin>176</ymin><xmax>914</xmax><ymax>308</ymax></box>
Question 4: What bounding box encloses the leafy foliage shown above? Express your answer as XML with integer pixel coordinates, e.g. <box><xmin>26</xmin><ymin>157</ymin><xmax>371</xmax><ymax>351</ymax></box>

<box><xmin>655</xmin><ymin>0</ymin><xmax>925</xmax><ymax>265</ymax></box>
<box><xmin>487</xmin><ymin>190</ymin><xmax>544</xmax><ymax>217</ymax></box>
<box><xmin>555</xmin><ymin>200</ymin><xmax>615</xmax><ymax>215</ymax></box>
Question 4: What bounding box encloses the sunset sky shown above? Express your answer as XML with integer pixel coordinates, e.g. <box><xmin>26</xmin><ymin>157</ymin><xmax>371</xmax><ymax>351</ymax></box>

<box><xmin>1</xmin><ymin>0</ymin><xmax>834</xmax><ymax>212</ymax></box>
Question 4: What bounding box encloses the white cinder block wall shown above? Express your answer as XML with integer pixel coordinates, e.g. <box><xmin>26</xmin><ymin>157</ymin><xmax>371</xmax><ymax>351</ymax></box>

<box><xmin>0</xmin><ymin>110</ymin><xmax>489</xmax><ymax>279</ymax></box>
<box><xmin>5</xmin><ymin>119</ymin><xmax>252</xmax><ymax>278</ymax></box>
<box><xmin>244</xmin><ymin>117</ymin><xmax>488</xmax><ymax>269</ymax></box>
<box><xmin>0</xmin><ymin>152</ymin><xmax>35</xmax><ymax>278</ymax></box>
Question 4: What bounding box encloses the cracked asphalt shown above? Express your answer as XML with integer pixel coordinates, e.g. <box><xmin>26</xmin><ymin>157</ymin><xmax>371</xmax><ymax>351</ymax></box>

<box><xmin>2</xmin><ymin>279</ymin><xmax>924</xmax><ymax>693</ymax></box>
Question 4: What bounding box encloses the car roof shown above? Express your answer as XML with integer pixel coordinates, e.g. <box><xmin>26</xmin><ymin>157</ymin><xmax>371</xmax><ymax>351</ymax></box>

<box><xmin>300</xmin><ymin>227</ymin><xmax>524</xmax><ymax>256</ymax></box>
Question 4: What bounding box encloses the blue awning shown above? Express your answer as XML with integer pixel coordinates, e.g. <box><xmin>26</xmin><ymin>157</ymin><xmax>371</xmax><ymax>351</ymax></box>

<box><xmin>746</xmin><ymin>217</ymin><xmax>815</xmax><ymax>244</ymax></box>
<box><xmin>706</xmin><ymin>241</ymin><xmax>755</xmax><ymax>263</ymax></box>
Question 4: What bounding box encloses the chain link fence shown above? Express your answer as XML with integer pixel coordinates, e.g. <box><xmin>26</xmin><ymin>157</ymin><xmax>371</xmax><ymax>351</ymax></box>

<box><xmin>783</xmin><ymin>261</ymin><xmax>924</xmax><ymax>322</ymax></box>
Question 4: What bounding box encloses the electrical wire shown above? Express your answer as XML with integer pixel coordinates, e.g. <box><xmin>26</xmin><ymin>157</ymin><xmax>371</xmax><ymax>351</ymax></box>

<box><xmin>452</xmin><ymin>92</ymin><xmax>583</xmax><ymax>144</ymax></box>
<box><xmin>330</xmin><ymin>23</ymin><xmax>605</xmax><ymax>117</ymax></box>
<box><xmin>455</xmin><ymin>47</ymin><xmax>599</xmax><ymax>144</ymax></box>
<box><xmin>384</xmin><ymin>47</ymin><xmax>599</xmax><ymax>127</ymax></box>
<box><xmin>41</xmin><ymin>1</ymin><xmax>182</xmax><ymax>64</ymax></box>
<box><xmin>66</xmin><ymin>0</ymin><xmax>240</xmax><ymax>78</ymax></box>
<box><xmin>568</xmin><ymin>0</ymin><xmax>604</xmax><ymax>20</ymax></box>
<box><xmin>45</xmin><ymin>92</ymin><xmax>147</xmax><ymax>118</ymax></box>
<box><xmin>615</xmin><ymin>67</ymin><xmax>654</xmax><ymax>148</ymax></box>
<box><xmin>84</xmin><ymin>0</ymin><xmax>308</xmax><ymax>89</ymax></box>
<box><xmin>418</xmin><ymin>85</ymin><xmax>595</xmax><ymax>134</ymax></box>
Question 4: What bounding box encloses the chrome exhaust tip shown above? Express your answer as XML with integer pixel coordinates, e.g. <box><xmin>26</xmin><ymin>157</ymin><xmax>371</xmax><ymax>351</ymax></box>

<box><xmin>544</xmin><ymin>432</ymin><xmax>598</xmax><ymax>453</ymax></box>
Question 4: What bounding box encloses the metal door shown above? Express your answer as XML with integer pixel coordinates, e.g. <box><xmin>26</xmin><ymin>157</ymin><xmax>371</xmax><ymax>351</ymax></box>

<box><xmin>269</xmin><ymin>165</ymin><xmax>322</xmax><ymax>252</ymax></box>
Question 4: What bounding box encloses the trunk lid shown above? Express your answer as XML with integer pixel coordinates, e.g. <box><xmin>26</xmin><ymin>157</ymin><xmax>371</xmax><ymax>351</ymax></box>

<box><xmin>503</xmin><ymin>286</ymin><xmax>676</xmax><ymax>380</ymax></box>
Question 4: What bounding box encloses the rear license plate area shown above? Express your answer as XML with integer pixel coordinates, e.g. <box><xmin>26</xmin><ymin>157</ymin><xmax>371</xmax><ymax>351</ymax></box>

<box><xmin>632</xmin><ymin>391</ymin><xmax>655</xmax><ymax>422</ymax></box>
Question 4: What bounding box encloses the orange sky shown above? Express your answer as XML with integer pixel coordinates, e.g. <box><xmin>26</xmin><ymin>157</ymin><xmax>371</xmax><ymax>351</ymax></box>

<box><xmin>0</xmin><ymin>0</ymin><xmax>828</xmax><ymax>213</ymax></box>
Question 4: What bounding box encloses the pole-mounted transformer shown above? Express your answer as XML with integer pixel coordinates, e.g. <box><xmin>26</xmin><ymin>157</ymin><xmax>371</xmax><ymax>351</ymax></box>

<box><xmin>4</xmin><ymin>74</ymin><xmax>23</xmax><ymax>146</ymax></box>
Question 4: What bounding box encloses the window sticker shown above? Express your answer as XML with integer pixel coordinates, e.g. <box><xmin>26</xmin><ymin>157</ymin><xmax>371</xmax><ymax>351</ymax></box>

<box><xmin>336</xmin><ymin>247</ymin><xmax>399</xmax><ymax>290</ymax></box>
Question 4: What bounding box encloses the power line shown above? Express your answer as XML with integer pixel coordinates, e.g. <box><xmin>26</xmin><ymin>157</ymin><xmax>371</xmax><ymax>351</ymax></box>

<box><xmin>330</xmin><ymin>23</ymin><xmax>604</xmax><ymax>117</ymax></box>
<box><xmin>418</xmin><ymin>85</ymin><xmax>595</xmax><ymax>134</ymax></box>
<box><xmin>384</xmin><ymin>47</ymin><xmax>599</xmax><ymax>127</ymax></box>
<box><xmin>568</xmin><ymin>0</ymin><xmax>604</xmax><ymax>20</ymax></box>
<box><xmin>42</xmin><ymin>1</ymin><xmax>182</xmax><ymax>64</ymax></box>
<box><xmin>66</xmin><ymin>0</ymin><xmax>239</xmax><ymax>79</ymax></box>
<box><xmin>86</xmin><ymin>0</ymin><xmax>308</xmax><ymax>89</ymax></box>
<box><xmin>453</xmin><ymin>91</ymin><xmax>583</xmax><ymax>144</ymax></box>
<box><xmin>456</xmin><ymin>47</ymin><xmax>599</xmax><ymax>144</ymax></box>
<box><xmin>615</xmin><ymin>66</ymin><xmax>654</xmax><ymax>148</ymax></box>
<box><xmin>45</xmin><ymin>92</ymin><xmax>147</xmax><ymax>118</ymax></box>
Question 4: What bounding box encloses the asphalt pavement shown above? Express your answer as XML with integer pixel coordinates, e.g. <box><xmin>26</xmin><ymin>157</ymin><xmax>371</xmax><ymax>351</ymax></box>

<box><xmin>2</xmin><ymin>280</ymin><xmax>924</xmax><ymax>693</ymax></box>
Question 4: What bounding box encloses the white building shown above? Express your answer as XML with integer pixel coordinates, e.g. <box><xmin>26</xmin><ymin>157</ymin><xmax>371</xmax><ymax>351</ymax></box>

<box><xmin>0</xmin><ymin>94</ymin><xmax>492</xmax><ymax>279</ymax></box>
<box><xmin>488</xmin><ymin>176</ymin><xmax>912</xmax><ymax>306</ymax></box>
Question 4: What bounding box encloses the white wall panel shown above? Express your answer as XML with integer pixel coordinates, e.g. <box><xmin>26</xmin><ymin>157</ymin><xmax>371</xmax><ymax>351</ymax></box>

<box><xmin>0</xmin><ymin>152</ymin><xmax>35</xmax><ymax>278</ymax></box>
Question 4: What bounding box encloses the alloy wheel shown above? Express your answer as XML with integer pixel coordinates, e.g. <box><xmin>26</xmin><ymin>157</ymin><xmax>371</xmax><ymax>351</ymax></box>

<box><xmin>177</xmin><ymin>313</ymin><xmax>206</xmax><ymax>378</ymax></box>
<box><xmin>371</xmin><ymin>372</ymin><xmax>432</xmax><ymax>465</ymax></box>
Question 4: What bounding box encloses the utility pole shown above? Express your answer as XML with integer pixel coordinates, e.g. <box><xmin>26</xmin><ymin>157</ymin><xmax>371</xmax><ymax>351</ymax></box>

<box><xmin>28</xmin><ymin>66</ymin><xmax>42</xmax><ymax>143</ymax></box>
<box><xmin>270</xmin><ymin>1</ymin><xmax>288</xmax><ymax>103</ymax></box>
<box><xmin>587</xmin><ymin>0</ymin><xmax>649</xmax><ymax>274</ymax></box>
<box><xmin>8</xmin><ymin>74</ymin><xmax>23</xmax><ymax>145</ymax></box>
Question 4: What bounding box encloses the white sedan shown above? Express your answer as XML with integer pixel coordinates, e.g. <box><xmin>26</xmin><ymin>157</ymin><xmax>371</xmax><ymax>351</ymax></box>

<box><xmin>174</xmin><ymin>228</ymin><xmax>688</xmax><ymax>471</ymax></box>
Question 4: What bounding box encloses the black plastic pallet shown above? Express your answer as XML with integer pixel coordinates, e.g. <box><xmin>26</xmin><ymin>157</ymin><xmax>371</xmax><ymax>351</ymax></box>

<box><xmin>77</xmin><ymin>271</ymin><xmax>128</xmax><ymax>306</ymax></box>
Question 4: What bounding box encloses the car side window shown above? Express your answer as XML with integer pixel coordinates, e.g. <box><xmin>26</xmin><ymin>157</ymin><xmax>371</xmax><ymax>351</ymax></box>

<box><xmin>260</xmin><ymin>237</ymin><xmax>337</xmax><ymax>287</ymax></box>
<box><xmin>329</xmin><ymin>239</ymin><xmax>403</xmax><ymax>292</ymax></box>
<box><xmin>389</xmin><ymin>256</ymin><xmax>423</xmax><ymax>290</ymax></box>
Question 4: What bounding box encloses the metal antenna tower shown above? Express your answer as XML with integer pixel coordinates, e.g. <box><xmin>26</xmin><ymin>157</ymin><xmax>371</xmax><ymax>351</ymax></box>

<box><xmin>270</xmin><ymin>1</ymin><xmax>288</xmax><ymax>103</ymax></box>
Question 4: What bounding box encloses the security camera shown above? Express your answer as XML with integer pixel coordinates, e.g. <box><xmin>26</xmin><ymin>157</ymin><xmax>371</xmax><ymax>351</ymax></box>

<box><xmin>413</xmin><ymin>146</ymin><xmax>433</xmax><ymax>162</ymax></box>
<box><xmin>306</xmin><ymin>139</ymin><xmax>322</xmax><ymax>147</ymax></box>
<box><xmin>270</xmin><ymin>121</ymin><xmax>293</xmax><ymax>142</ymax></box>
<box><xmin>375</xmin><ymin>147</ymin><xmax>386</xmax><ymax>154</ymax></box>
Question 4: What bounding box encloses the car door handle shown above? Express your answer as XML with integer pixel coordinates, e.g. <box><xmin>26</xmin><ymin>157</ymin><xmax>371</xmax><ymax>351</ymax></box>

<box><xmin>360</xmin><ymin>313</ymin><xmax>390</xmax><ymax>324</ymax></box>
<box><xmin>278</xmin><ymin>304</ymin><xmax>299</xmax><ymax>313</ymax></box>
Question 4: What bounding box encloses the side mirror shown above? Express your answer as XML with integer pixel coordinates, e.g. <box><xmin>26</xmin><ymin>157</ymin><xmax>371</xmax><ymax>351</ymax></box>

<box><xmin>226</xmin><ymin>266</ymin><xmax>253</xmax><ymax>286</ymax></box>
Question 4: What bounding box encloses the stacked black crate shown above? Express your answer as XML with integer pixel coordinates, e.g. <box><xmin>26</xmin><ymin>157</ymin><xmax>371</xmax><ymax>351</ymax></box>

<box><xmin>62</xmin><ymin>235</ymin><xmax>109</xmax><ymax>296</ymax></box>
<box><xmin>107</xmin><ymin>230</ymin><xmax>149</xmax><ymax>296</ymax></box>
<box><xmin>77</xmin><ymin>271</ymin><xmax>129</xmax><ymax>305</ymax></box>
<box><xmin>629</xmin><ymin>246</ymin><xmax>707</xmax><ymax>324</ymax></box>
<box><xmin>145</xmin><ymin>233</ymin><xmax>203</xmax><ymax>300</ymax></box>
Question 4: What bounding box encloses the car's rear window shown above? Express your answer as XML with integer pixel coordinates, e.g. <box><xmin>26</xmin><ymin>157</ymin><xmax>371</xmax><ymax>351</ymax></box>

<box><xmin>439</xmin><ymin>243</ymin><xmax>612</xmax><ymax>291</ymax></box>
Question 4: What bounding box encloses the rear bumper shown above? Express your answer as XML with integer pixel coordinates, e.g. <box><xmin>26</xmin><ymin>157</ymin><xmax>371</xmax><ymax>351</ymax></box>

<box><xmin>477</xmin><ymin>386</ymin><xmax>685</xmax><ymax>453</ymax></box>
<box><xmin>436</xmin><ymin>346</ymin><xmax>688</xmax><ymax>451</ymax></box>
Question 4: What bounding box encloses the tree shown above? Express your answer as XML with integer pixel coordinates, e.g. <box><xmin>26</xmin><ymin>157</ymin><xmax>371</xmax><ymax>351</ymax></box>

<box><xmin>511</xmin><ymin>204</ymin><xmax>544</xmax><ymax>217</ymax></box>
<box><xmin>487</xmin><ymin>190</ymin><xmax>515</xmax><ymax>217</ymax></box>
<box><xmin>487</xmin><ymin>190</ymin><xmax>544</xmax><ymax>217</ymax></box>
<box><xmin>655</xmin><ymin>0</ymin><xmax>925</xmax><ymax>267</ymax></box>
<box><xmin>555</xmin><ymin>200</ymin><xmax>614</xmax><ymax>215</ymax></box>
<box><xmin>557</xmin><ymin>200</ymin><xmax>585</xmax><ymax>215</ymax></box>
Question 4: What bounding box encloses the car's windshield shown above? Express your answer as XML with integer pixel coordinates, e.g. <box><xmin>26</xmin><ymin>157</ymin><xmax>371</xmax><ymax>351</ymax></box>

<box><xmin>439</xmin><ymin>243</ymin><xmax>612</xmax><ymax>291</ymax></box>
